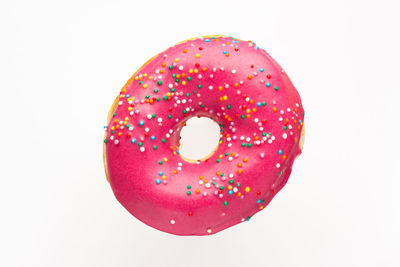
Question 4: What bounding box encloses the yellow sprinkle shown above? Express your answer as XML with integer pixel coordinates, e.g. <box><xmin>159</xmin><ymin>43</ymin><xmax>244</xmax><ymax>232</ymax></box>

<box><xmin>245</xmin><ymin>186</ymin><xmax>250</xmax><ymax>192</ymax></box>
<box><xmin>175</xmin><ymin>58</ymin><xmax>179</xmax><ymax>62</ymax></box>
<box><xmin>195</xmin><ymin>54</ymin><xmax>200</xmax><ymax>58</ymax></box>
<box><xmin>182</xmin><ymin>81</ymin><xmax>186</xmax><ymax>86</ymax></box>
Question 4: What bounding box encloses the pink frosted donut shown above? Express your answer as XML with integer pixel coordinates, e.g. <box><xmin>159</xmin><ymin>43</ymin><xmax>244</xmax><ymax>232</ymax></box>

<box><xmin>103</xmin><ymin>35</ymin><xmax>305</xmax><ymax>235</ymax></box>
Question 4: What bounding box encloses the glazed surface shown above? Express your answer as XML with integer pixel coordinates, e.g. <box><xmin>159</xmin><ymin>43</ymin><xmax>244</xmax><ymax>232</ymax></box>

<box><xmin>104</xmin><ymin>35</ymin><xmax>304</xmax><ymax>235</ymax></box>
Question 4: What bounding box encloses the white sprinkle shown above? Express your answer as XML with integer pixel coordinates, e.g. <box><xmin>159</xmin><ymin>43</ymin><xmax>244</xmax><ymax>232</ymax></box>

<box><xmin>140</xmin><ymin>147</ymin><xmax>145</xmax><ymax>152</ymax></box>
<box><xmin>232</xmin><ymin>69</ymin><xmax>236</xmax><ymax>74</ymax></box>
<box><xmin>170</xmin><ymin>219</ymin><xmax>175</xmax><ymax>224</ymax></box>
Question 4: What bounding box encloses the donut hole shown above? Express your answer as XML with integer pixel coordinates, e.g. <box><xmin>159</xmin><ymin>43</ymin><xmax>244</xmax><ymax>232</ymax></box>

<box><xmin>179</xmin><ymin>117</ymin><xmax>221</xmax><ymax>162</ymax></box>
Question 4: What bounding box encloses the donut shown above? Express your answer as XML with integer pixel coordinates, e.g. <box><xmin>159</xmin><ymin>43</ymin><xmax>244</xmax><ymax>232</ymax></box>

<box><xmin>103</xmin><ymin>35</ymin><xmax>305</xmax><ymax>235</ymax></box>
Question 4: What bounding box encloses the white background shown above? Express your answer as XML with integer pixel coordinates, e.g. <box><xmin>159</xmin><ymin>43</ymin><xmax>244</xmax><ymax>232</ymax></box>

<box><xmin>1</xmin><ymin>0</ymin><xmax>399</xmax><ymax>266</ymax></box>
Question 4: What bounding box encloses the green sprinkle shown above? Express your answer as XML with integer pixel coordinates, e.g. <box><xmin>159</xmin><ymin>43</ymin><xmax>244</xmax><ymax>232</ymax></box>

<box><xmin>170</xmin><ymin>88</ymin><xmax>175</xmax><ymax>92</ymax></box>
<box><xmin>182</xmin><ymin>110</ymin><xmax>187</xmax><ymax>114</ymax></box>
<box><xmin>158</xmin><ymin>160</ymin><xmax>163</xmax><ymax>165</ymax></box>
<box><xmin>186</xmin><ymin>93</ymin><xmax>190</xmax><ymax>97</ymax></box>
<box><xmin>175</xmin><ymin>79</ymin><xmax>179</xmax><ymax>83</ymax></box>
<box><xmin>229</xmin><ymin>180</ymin><xmax>234</xmax><ymax>184</ymax></box>
<box><xmin>154</xmin><ymin>89</ymin><xmax>158</xmax><ymax>93</ymax></box>
<box><xmin>223</xmin><ymin>201</ymin><xmax>228</xmax><ymax>206</ymax></box>
<box><xmin>152</xmin><ymin>114</ymin><xmax>156</xmax><ymax>118</ymax></box>
<box><xmin>283</xmin><ymin>126</ymin><xmax>287</xmax><ymax>130</ymax></box>
<box><xmin>241</xmin><ymin>143</ymin><xmax>246</xmax><ymax>147</ymax></box>
<box><xmin>138</xmin><ymin>142</ymin><xmax>143</xmax><ymax>147</ymax></box>
<box><xmin>247</xmin><ymin>143</ymin><xmax>252</xmax><ymax>147</ymax></box>
<box><xmin>153</xmin><ymin>146</ymin><xmax>157</xmax><ymax>150</ymax></box>
<box><xmin>274</xmin><ymin>86</ymin><xmax>279</xmax><ymax>91</ymax></box>
<box><xmin>219</xmin><ymin>186</ymin><xmax>224</xmax><ymax>190</ymax></box>
<box><xmin>168</xmin><ymin>115</ymin><xmax>172</xmax><ymax>119</ymax></box>
<box><xmin>227</xmin><ymin>105</ymin><xmax>231</xmax><ymax>109</ymax></box>
<box><xmin>103</xmin><ymin>139</ymin><xmax>107</xmax><ymax>143</ymax></box>
<box><xmin>187</xmin><ymin>191</ymin><xmax>191</xmax><ymax>195</ymax></box>
<box><xmin>157</xmin><ymin>80</ymin><xmax>162</xmax><ymax>85</ymax></box>
<box><xmin>198</xmin><ymin>84</ymin><xmax>202</xmax><ymax>89</ymax></box>
<box><xmin>262</xmin><ymin>101</ymin><xmax>266</xmax><ymax>106</ymax></box>
<box><xmin>161</xmin><ymin>138</ymin><xmax>166</xmax><ymax>143</ymax></box>
<box><xmin>262</xmin><ymin>132</ymin><xmax>267</xmax><ymax>136</ymax></box>
<box><xmin>216</xmin><ymin>159</ymin><xmax>220</xmax><ymax>163</ymax></box>
<box><xmin>163</xmin><ymin>96</ymin><xmax>168</xmax><ymax>100</ymax></box>
<box><xmin>241</xmin><ymin>115</ymin><xmax>245</xmax><ymax>119</ymax></box>
<box><xmin>187</xmin><ymin>77</ymin><xmax>192</xmax><ymax>81</ymax></box>
<box><xmin>168</xmin><ymin>65</ymin><xmax>173</xmax><ymax>70</ymax></box>
<box><xmin>187</xmin><ymin>185</ymin><xmax>191</xmax><ymax>189</ymax></box>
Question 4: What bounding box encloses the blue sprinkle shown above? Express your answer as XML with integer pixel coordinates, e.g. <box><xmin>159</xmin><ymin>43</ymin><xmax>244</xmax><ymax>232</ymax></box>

<box><xmin>228</xmin><ymin>190</ymin><xmax>233</xmax><ymax>195</ymax></box>
<box><xmin>257</xmin><ymin>102</ymin><xmax>262</xmax><ymax>107</ymax></box>
<box><xmin>223</xmin><ymin>51</ymin><xmax>227</xmax><ymax>54</ymax></box>
<box><xmin>205</xmin><ymin>39</ymin><xmax>210</xmax><ymax>42</ymax></box>
<box><xmin>158</xmin><ymin>172</ymin><xmax>163</xmax><ymax>176</ymax></box>
<box><xmin>255</xmin><ymin>46</ymin><xmax>260</xmax><ymax>49</ymax></box>
<box><xmin>266</xmin><ymin>82</ymin><xmax>271</xmax><ymax>87</ymax></box>
<box><xmin>131</xmin><ymin>139</ymin><xmax>136</xmax><ymax>144</ymax></box>
<box><xmin>139</xmin><ymin>120</ymin><xmax>144</xmax><ymax>126</ymax></box>
<box><xmin>156</xmin><ymin>179</ymin><xmax>161</xmax><ymax>185</ymax></box>
<box><xmin>299</xmin><ymin>120</ymin><xmax>302</xmax><ymax>123</ymax></box>
<box><xmin>150</xmin><ymin>136</ymin><xmax>155</xmax><ymax>141</ymax></box>
<box><xmin>260</xmin><ymin>68</ymin><xmax>264</xmax><ymax>72</ymax></box>
<box><xmin>256</xmin><ymin>199</ymin><xmax>261</xmax><ymax>203</ymax></box>
<box><xmin>278</xmin><ymin>150</ymin><xmax>283</xmax><ymax>155</ymax></box>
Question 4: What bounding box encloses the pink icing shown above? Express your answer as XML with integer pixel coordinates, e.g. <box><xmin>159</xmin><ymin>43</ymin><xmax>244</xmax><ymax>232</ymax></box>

<box><xmin>104</xmin><ymin>36</ymin><xmax>304</xmax><ymax>235</ymax></box>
